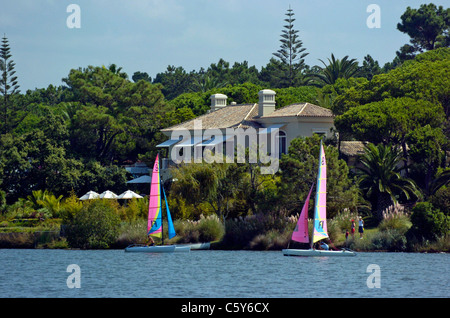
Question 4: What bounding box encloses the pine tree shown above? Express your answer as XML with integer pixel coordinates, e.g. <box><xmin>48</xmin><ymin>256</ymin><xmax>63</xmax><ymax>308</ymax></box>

<box><xmin>0</xmin><ymin>34</ymin><xmax>20</xmax><ymax>133</ymax></box>
<box><xmin>273</xmin><ymin>6</ymin><xmax>309</xmax><ymax>87</ymax></box>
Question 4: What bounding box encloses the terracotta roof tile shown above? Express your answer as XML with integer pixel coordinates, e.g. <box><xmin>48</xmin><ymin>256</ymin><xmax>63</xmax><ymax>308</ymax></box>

<box><xmin>162</xmin><ymin>104</ymin><xmax>258</xmax><ymax>131</ymax></box>
<box><xmin>262</xmin><ymin>103</ymin><xmax>333</xmax><ymax>118</ymax></box>
<box><xmin>161</xmin><ymin>102</ymin><xmax>332</xmax><ymax>132</ymax></box>
<box><xmin>340</xmin><ymin>141</ymin><xmax>368</xmax><ymax>156</ymax></box>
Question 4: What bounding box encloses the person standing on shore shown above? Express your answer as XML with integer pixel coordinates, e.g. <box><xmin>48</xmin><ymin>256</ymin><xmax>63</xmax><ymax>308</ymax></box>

<box><xmin>351</xmin><ymin>219</ymin><xmax>356</xmax><ymax>239</ymax></box>
<box><xmin>358</xmin><ymin>217</ymin><xmax>364</xmax><ymax>239</ymax></box>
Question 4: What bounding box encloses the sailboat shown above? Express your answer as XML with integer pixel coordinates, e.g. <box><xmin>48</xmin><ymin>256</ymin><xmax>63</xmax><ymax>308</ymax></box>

<box><xmin>125</xmin><ymin>154</ymin><xmax>190</xmax><ymax>253</ymax></box>
<box><xmin>282</xmin><ymin>141</ymin><xmax>356</xmax><ymax>257</ymax></box>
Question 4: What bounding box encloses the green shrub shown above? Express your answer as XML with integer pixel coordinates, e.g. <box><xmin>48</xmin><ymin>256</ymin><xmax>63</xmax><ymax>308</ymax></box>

<box><xmin>5</xmin><ymin>198</ymin><xmax>34</xmax><ymax>219</ymax></box>
<box><xmin>430</xmin><ymin>186</ymin><xmax>450</xmax><ymax>216</ymax></box>
<box><xmin>331</xmin><ymin>209</ymin><xmax>360</xmax><ymax>232</ymax></box>
<box><xmin>63</xmin><ymin>200</ymin><xmax>120</xmax><ymax>249</ymax></box>
<box><xmin>221</xmin><ymin>213</ymin><xmax>290</xmax><ymax>249</ymax></box>
<box><xmin>249</xmin><ymin>230</ymin><xmax>291</xmax><ymax>250</ymax></box>
<box><xmin>174</xmin><ymin>214</ymin><xmax>224</xmax><ymax>243</ymax></box>
<box><xmin>115</xmin><ymin>219</ymin><xmax>147</xmax><ymax>248</ymax></box>
<box><xmin>60</xmin><ymin>191</ymin><xmax>83</xmax><ymax>219</ymax></box>
<box><xmin>124</xmin><ymin>198</ymin><xmax>148</xmax><ymax>221</ymax></box>
<box><xmin>197</xmin><ymin>214</ymin><xmax>225</xmax><ymax>242</ymax></box>
<box><xmin>371</xmin><ymin>229</ymin><xmax>407</xmax><ymax>252</ymax></box>
<box><xmin>409</xmin><ymin>202</ymin><xmax>450</xmax><ymax>242</ymax></box>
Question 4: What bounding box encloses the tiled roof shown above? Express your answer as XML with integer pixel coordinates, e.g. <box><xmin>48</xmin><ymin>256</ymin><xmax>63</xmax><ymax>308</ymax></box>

<box><xmin>161</xmin><ymin>104</ymin><xmax>260</xmax><ymax>131</ymax></box>
<box><xmin>340</xmin><ymin>141</ymin><xmax>368</xmax><ymax>156</ymax></box>
<box><xmin>261</xmin><ymin>103</ymin><xmax>333</xmax><ymax>118</ymax></box>
<box><xmin>162</xmin><ymin>102</ymin><xmax>332</xmax><ymax>132</ymax></box>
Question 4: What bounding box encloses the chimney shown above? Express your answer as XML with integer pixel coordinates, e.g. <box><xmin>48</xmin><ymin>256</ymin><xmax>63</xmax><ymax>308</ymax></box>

<box><xmin>258</xmin><ymin>89</ymin><xmax>276</xmax><ymax>117</ymax></box>
<box><xmin>210</xmin><ymin>93</ymin><xmax>228</xmax><ymax>112</ymax></box>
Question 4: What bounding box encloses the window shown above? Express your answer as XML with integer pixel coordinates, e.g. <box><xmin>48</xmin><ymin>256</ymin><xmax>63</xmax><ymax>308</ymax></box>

<box><xmin>278</xmin><ymin>130</ymin><xmax>287</xmax><ymax>158</ymax></box>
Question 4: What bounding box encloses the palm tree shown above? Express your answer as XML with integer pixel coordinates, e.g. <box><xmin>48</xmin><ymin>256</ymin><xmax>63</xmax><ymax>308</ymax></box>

<box><xmin>191</xmin><ymin>75</ymin><xmax>228</xmax><ymax>93</ymax></box>
<box><xmin>356</xmin><ymin>143</ymin><xmax>421</xmax><ymax>220</ymax></box>
<box><xmin>428</xmin><ymin>169</ymin><xmax>450</xmax><ymax>197</ymax></box>
<box><xmin>312</xmin><ymin>53</ymin><xmax>360</xmax><ymax>86</ymax></box>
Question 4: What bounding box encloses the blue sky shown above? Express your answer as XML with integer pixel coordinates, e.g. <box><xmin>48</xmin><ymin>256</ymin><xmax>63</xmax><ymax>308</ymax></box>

<box><xmin>1</xmin><ymin>0</ymin><xmax>448</xmax><ymax>92</ymax></box>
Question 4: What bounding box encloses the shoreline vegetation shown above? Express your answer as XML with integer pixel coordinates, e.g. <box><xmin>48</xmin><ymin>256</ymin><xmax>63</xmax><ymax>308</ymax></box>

<box><xmin>0</xmin><ymin>199</ymin><xmax>448</xmax><ymax>253</ymax></box>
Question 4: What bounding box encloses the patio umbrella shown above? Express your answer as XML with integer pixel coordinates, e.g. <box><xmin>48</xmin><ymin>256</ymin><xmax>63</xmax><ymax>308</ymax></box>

<box><xmin>79</xmin><ymin>191</ymin><xmax>100</xmax><ymax>200</ymax></box>
<box><xmin>117</xmin><ymin>190</ymin><xmax>144</xmax><ymax>199</ymax></box>
<box><xmin>126</xmin><ymin>175</ymin><xmax>151</xmax><ymax>184</ymax></box>
<box><xmin>99</xmin><ymin>190</ymin><xmax>118</xmax><ymax>199</ymax></box>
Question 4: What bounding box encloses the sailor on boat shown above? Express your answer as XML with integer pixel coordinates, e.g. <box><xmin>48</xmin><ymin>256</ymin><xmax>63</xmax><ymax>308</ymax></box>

<box><xmin>146</xmin><ymin>234</ymin><xmax>155</xmax><ymax>246</ymax></box>
<box><xmin>320</xmin><ymin>242</ymin><xmax>329</xmax><ymax>250</ymax></box>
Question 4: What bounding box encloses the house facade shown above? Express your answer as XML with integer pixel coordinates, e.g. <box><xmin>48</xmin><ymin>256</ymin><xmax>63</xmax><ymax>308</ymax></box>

<box><xmin>156</xmin><ymin>89</ymin><xmax>335</xmax><ymax>178</ymax></box>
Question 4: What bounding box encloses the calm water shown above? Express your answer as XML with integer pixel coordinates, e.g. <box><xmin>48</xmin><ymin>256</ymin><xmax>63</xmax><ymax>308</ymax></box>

<box><xmin>0</xmin><ymin>249</ymin><xmax>448</xmax><ymax>298</ymax></box>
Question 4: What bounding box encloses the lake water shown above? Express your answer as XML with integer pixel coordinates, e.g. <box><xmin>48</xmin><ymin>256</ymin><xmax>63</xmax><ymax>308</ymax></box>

<box><xmin>0</xmin><ymin>249</ymin><xmax>448</xmax><ymax>298</ymax></box>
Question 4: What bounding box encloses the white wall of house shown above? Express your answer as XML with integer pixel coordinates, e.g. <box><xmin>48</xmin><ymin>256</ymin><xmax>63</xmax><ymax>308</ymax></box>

<box><xmin>256</xmin><ymin>118</ymin><xmax>335</xmax><ymax>152</ymax></box>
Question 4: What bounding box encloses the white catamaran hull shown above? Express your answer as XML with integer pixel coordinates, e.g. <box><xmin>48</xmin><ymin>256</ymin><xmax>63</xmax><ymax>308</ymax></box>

<box><xmin>175</xmin><ymin>242</ymin><xmax>211</xmax><ymax>250</ymax></box>
<box><xmin>282</xmin><ymin>248</ymin><xmax>356</xmax><ymax>257</ymax></box>
<box><xmin>125</xmin><ymin>245</ymin><xmax>190</xmax><ymax>253</ymax></box>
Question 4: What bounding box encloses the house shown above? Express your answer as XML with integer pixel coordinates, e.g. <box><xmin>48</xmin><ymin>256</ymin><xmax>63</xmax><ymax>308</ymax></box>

<box><xmin>156</xmin><ymin>89</ymin><xmax>335</xmax><ymax>178</ymax></box>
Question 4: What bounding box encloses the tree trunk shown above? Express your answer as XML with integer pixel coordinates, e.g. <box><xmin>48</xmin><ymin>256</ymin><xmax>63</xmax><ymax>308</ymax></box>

<box><xmin>376</xmin><ymin>192</ymin><xmax>394</xmax><ymax>221</ymax></box>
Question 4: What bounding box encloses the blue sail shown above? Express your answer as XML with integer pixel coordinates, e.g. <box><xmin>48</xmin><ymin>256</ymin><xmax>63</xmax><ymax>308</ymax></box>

<box><xmin>162</xmin><ymin>185</ymin><xmax>176</xmax><ymax>239</ymax></box>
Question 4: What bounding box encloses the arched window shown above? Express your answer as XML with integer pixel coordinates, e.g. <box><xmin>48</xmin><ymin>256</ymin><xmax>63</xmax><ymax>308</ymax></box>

<box><xmin>278</xmin><ymin>130</ymin><xmax>287</xmax><ymax>158</ymax></box>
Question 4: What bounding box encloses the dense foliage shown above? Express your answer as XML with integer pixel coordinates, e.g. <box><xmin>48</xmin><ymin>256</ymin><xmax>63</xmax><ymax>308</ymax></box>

<box><xmin>63</xmin><ymin>199</ymin><xmax>121</xmax><ymax>249</ymax></box>
<box><xmin>0</xmin><ymin>4</ymin><xmax>449</xmax><ymax>249</ymax></box>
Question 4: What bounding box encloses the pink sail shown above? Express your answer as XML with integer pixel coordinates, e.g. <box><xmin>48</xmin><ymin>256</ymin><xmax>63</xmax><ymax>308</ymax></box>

<box><xmin>291</xmin><ymin>184</ymin><xmax>313</xmax><ymax>243</ymax></box>
<box><xmin>147</xmin><ymin>154</ymin><xmax>162</xmax><ymax>237</ymax></box>
<box><xmin>312</xmin><ymin>141</ymin><xmax>329</xmax><ymax>244</ymax></box>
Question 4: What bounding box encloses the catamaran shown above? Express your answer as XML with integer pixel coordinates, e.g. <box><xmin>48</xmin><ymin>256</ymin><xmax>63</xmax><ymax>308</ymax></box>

<box><xmin>282</xmin><ymin>141</ymin><xmax>356</xmax><ymax>257</ymax></box>
<box><xmin>125</xmin><ymin>154</ymin><xmax>190</xmax><ymax>253</ymax></box>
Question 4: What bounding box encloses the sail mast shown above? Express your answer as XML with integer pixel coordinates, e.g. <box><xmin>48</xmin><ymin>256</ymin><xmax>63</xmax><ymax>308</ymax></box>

<box><xmin>159</xmin><ymin>154</ymin><xmax>164</xmax><ymax>245</ymax></box>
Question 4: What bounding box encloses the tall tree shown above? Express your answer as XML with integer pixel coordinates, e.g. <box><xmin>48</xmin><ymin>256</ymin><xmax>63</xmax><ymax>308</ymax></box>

<box><xmin>273</xmin><ymin>6</ymin><xmax>309</xmax><ymax>87</ymax></box>
<box><xmin>0</xmin><ymin>34</ymin><xmax>20</xmax><ymax>133</ymax></box>
<box><xmin>63</xmin><ymin>65</ymin><xmax>168</xmax><ymax>164</ymax></box>
<box><xmin>132</xmin><ymin>71</ymin><xmax>151</xmax><ymax>83</ymax></box>
<box><xmin>153</xmin><ymin>65</ymin><xmax>196</xmax><ymax>100</ymax></box>
<box><xmin>397</xmin><ymin>4</ymin><xmax>450</xmax><ymax>56</ymax></box>
<box><xmin>359</xmin><ymin>54</ymin><xmax>382</xmax><ymax>80</ymax></box>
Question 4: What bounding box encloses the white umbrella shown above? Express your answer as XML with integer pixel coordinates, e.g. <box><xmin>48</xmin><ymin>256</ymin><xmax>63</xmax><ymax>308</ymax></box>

<box><xmin>117</xmin><ymin>190</ymin><xmax>144</xmax><ymax>199</ymax></box>
<box><xmin>99</xmin><ymin>190</ymin><xmax>118</xmax><ymax>199</ymax></box>
<box><xmin>79</xmin><ymin>191</ymin><xmax>100</xmax><ymax>200</ymax></box>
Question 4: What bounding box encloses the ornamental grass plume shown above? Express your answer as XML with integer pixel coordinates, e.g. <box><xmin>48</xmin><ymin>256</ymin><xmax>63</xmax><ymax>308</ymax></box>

<box><xmin>379</xmin><ymin>203</ymin><xmax>411</xmax><ymax>233</ymax></box>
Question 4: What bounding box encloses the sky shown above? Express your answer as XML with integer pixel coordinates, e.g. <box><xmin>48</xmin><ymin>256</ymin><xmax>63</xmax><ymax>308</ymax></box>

<box><xmin>1</xmin><ymin>0</ymin><xmax>448</xmax><ymax>92</ymax></box>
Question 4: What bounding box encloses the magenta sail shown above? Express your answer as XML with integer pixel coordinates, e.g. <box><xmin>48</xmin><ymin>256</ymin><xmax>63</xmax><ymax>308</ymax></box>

<box><xmin>291</xmin><ymin>184</ymin><xmax>313</xmax><ymax>243</ymax></box>
<box><xmin>147</xmin><ymin>154</ymin><xmax>162</xmax><ymax>237</ymax></box>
